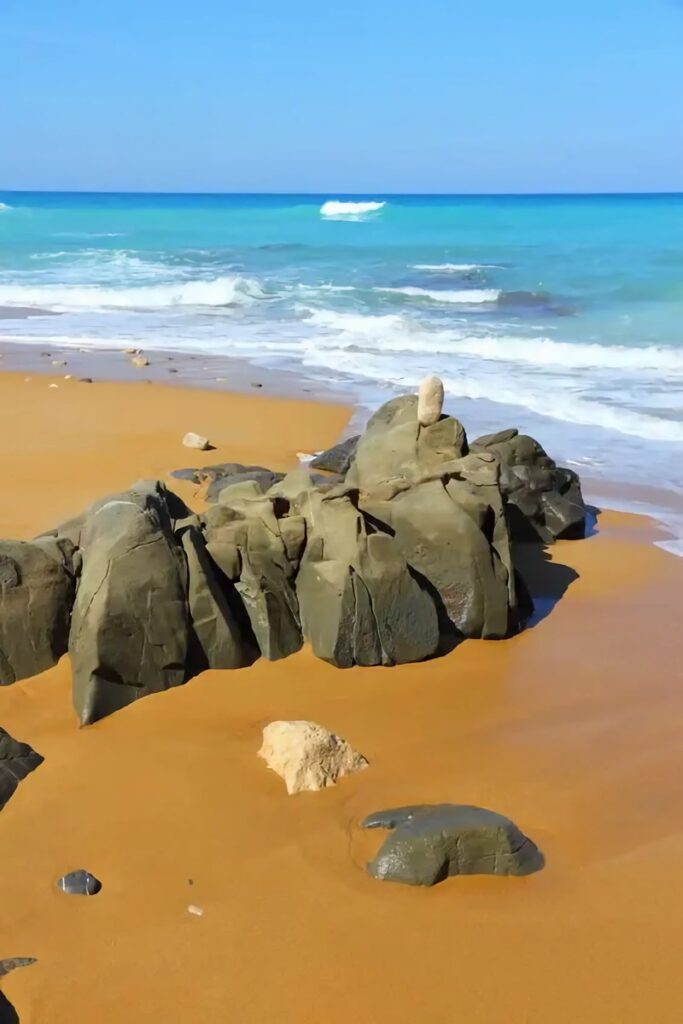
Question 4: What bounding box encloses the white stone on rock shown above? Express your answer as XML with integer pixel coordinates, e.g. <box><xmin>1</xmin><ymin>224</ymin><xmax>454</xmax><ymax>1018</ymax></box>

<box><xmin>417</xmin><ymin>375</ymin><xmax>444</xmax><ymax>427</ymax></box>
<box><xmin>258</xmin><ymin>720</ymin><xmax>368</xmax><ymax>795</ymax></box>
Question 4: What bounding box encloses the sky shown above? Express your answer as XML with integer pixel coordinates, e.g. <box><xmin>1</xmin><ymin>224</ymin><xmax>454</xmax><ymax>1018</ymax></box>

<box><xmin>2</xmin><ymin>0</ymin><xmax>683</xmax><ymax>193</ymax></box>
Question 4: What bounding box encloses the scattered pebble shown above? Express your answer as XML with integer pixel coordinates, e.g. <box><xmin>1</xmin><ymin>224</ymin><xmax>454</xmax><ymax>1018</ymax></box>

<box><xmin>48</xmin><ymin>383</ymin><xmax>59</xmax><ymax>389</ymax></box>
<box><xmin>251</xmin><ymin>382</ymin><xmax>263</xmax><ymax>388</ymax></box>
<box><xmin>183</xmin><ymin>431</ymin><xmax>211</xmax><ymax>451</ymax></box>
<box><xmin>64</xmin><ymin>374</ymin><xmax>73</xmax><ymax>380</ymax></box>
<box><xmin>131</xmin><ymin>355</ymin><xmax>149</xmax><ymax>368</ymax></box>
<box><xmin>51</xmin><ymin>359</ymin><xmax>67</xmax><ymax>366</ymax></box>
<box><xmin>78</xmin><ymin>377</ymin><xmax>93</xmax><ymax>384</ymax></box>
<box><xmin>124</xmin><ymin>347</ymin><xmax>139</xmax><ymax>355</ymax></box>
<box><xmin>57</xmin><ymin>869</ymin><xmax>102</xmax><ymax>896</ymax></box>
<box><xmin>168</xmin><ymin>368</ymin><xmax>178</xmax><ymax>374</ymax></box>
<box><xmin>187</xmin><ymin>904</ymin><xmax>203</xmax><ymax>917</ymax></box>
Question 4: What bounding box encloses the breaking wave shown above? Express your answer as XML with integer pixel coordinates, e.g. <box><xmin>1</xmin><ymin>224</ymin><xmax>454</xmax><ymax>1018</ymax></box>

<box><xmin>376</xmin><ymin>286</ymin><xmax>501</xmax><ymax>305</ymax></box>
<box><xmin>0</xmin><ymin>274</ymin><xmax>265</xmax><ymax>310</ymax></box>
<box><xmin>411</xmin><ymin>263</ymin><xmax>502</xmax><ymax>272</ymax></box>
<box><xmin>320</xmin><ymin>200</ymin><xmax>386</xmax><ymax>218</ymax></box>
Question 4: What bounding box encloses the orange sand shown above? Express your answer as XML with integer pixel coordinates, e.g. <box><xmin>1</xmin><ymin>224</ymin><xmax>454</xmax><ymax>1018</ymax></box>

<box><xmin>1</xmin><ymin>372</ymin><xmax>683</xmax><ymax>1023</ymax></box>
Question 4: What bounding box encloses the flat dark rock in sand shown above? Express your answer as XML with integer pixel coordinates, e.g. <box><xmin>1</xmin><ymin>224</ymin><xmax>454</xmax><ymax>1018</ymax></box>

<box><xmin>0</xmin><ymin>728</ymin><xmax>44</xmax><ymax>811</ymax></box>
<box><xmin>309</xmin><ymin>435</ymin><xmax>360</xmax><ymax>475</ymax></box>
<box><xmin>363</xmin><ymin>804</ymin><xmax>543</xmax><ymax>886</ymax></box>
<box><xmin>0</xmin><ymin>958</ymin><xmax>37</xmax><ymax>978</ymax></box>
<box><xmin>57</xmin><ymin>869</ymin><xmax>102</xmax><ymax>896</ymax></box>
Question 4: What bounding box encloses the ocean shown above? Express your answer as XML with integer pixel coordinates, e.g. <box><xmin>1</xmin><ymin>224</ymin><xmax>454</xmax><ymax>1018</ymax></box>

<box><xmin>1</xmin><ymin>190</ymin><xmax>682</xmax><ymax>517</ymax></box>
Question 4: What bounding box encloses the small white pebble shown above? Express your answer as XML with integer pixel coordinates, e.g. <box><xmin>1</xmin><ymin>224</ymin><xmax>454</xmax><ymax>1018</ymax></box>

<box><xmin>187</xmin><ymin>904</ymin><xmax>203</xmax><ymax>917</ymax></box>
<box><xmin>64</xmin><ymin>374</ymin><xmax>73</xmax><ymax>380</ymax></box>
<box><xmin>48</xmin><ymin>383</ymin><xmax>59</xmax><ymax>389</ymax></box>
<box><xmin>183</xmin><ymin>431</ymin><xmax>211</xmax><ymax>451</ymax></box>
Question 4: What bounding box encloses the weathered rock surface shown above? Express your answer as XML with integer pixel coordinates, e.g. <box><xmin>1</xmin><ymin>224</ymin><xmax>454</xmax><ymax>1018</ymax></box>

<box><xmin>57</xmin><ymin>869</ymin><xmax>102</xmax><ymax>895</ymax></box>
<box><xmin>259</xmin><ymin>720</ymin><xmax>368</xmax><ymax>794</ymax></box>
<box><xmin>471</xmin><ymin>429</ymin><xmax>586</xmax><ymax>542</ymax></box>
<box><xmin>0</xmin><ymin>728</ymin><xmax>43</xmax><ymax>811</ymax></box>
<box><xmin>363</xmin><ymin>804</ymin><xmax>544</xmax><ymax>886</ymax></box>
<box><xmin>69</xmin><ymin>482</ymin><xmax>191</xmax><ymax>725</ymax></box>
<box><xmin>178</xmin><ymin>522</ymin><xmax>257</xmax><ymax>672</ymax></box>
<box><xmin>310</xmin><ymin>435</ymin><xmax>360</xmax><ymax>475</ymax></box>
<box><xmin>0</xmin><ymin>538</ymin><xmax>75</xmax><ymax>685</ymax></box>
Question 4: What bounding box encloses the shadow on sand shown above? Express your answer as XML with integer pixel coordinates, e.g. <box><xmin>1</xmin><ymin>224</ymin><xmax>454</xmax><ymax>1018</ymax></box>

<box><xmin>515</xmin><ymin>541</ymin><xmax>580</xmax><ymax>628</ymax></box>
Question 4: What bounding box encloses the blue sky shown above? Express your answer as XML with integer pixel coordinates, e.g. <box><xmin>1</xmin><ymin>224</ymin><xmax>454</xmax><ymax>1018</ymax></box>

<box><xmin>3</xmin><ymin>0</ymin><xmax>683</xmax><ymax>192</ymax></box>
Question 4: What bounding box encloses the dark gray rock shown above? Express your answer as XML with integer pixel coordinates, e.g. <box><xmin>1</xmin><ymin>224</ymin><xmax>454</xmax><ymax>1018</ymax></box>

<box><xmin>0</xmin><ymin>958</ymin><xmax>37</xmax><ymax>978</ymax></box>
<box><xmin>68</xmin><ymin>482</ymin><xmax>190</xmax><ymax>725</ymax></box>
<box><xmin>178</xmin><ymin>523</ymin><xmax>257</xmax><ymax>672</ymax></box>
<box><xmin>310</xmin><ymin>435</ymin><xmax>360</xmax><ymax>475</ymax></box>
<box><xmin>57</xmin><ymin>869</ymin><xmax>102</xmax><ymax>895</ymax></box>
<box><xmin>363</xmin><ymin>804</ymin><xmax>544</xmax><ymax>886</ymax></box>
<box><xmin>0</xmin><ymin>728</ymin><xmax>43</xmax><ymax>811</ymax></box>
<box><xmin>0</xmin><ymin>992</ymin><xmax>19</xmax><ymax>1024</ymax></box>
<box><xmin>471</xmin><ymin>431</ymin><xmax>586</xmax><ymax>542</ymax></box>
<box><xmin>0</xmin><ymin>538</ymin><xmax>75</xmax><ymax>685</ymax></box>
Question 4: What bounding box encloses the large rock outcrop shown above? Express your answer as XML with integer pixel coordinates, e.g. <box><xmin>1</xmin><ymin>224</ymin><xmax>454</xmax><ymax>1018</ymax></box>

<box><xmin>363</xmin><ymin>804</ymin><xmax>544</xmax><ymax>886</ymax></box>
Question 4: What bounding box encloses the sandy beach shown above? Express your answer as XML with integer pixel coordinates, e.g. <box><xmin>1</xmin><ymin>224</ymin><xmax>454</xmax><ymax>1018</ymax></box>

<box><xmin>2</xmin><ymin>371</ymin><xmax>683</xmax><ymax>1024</ymax></box>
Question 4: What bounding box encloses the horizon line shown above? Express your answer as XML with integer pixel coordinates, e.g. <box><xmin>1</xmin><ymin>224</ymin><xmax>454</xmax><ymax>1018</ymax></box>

<box><xmin>2</xmin><ymin>188</ymin><xmax>683</xmax><ymax>198</ymax></box>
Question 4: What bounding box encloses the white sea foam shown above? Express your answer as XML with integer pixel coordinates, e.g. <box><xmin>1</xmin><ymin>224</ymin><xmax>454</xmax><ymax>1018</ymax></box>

<box><xmin>320</xmin><ymin>200</ymin><xmax>386</xmax><ymax>218</ymax></box>
<box><xmin>375</xmin><ymin>286</ymin><xmax>501</xmax><ymax>305</ymax></box>
<box><xmin>0</xmin><ymin>275</ymin><xmax>264</xmax><ymax>310</ymax></box>
<box><xmin>411</xmin><ymin>263</ymin><xmax>502</xmax><ymax>272</ymax></box>
<box><xmin>0</xmin><ymin>203</ymin><xmax>11</xmax><ymax>212</ymax></box>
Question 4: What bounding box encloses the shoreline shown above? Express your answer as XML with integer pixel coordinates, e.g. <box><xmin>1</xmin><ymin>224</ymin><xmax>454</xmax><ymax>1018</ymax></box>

<box><xmin>0</xmin><ymin>335</ymin><xmax>680</xmax><ymax>554</ymax></box>
<box><xmin>1</xmin><ymin>372</ymin><xmax>683</xmax><ymax>1022</ymax></box>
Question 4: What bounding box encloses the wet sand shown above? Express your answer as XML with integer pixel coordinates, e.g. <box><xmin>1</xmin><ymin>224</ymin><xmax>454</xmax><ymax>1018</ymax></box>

<box><xmin>1</xmin><ymin>372</ymin><xmax>683</xmax><ymax>1023</ymax></box>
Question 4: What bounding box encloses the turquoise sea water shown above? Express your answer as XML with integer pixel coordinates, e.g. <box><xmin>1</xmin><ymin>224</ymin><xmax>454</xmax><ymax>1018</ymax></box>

<box><xmin>1</xmin><ymin>191</ymin><xmax>682</xmax><ymax>500</ymax></box>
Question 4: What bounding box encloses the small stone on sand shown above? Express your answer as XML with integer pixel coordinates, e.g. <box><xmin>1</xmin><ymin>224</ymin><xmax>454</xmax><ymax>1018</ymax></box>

<box><xmin>131</xmin><ymin>356</ymin><xmax>149</xmax><ymax>368</ymax></box>
<box><xmin>78</xmin><ymin>377</ymin><xmax>93</xmax><ymax>384</ymax></box>
<box><xmin>188</xmin><ymin>904</ymin><xmax>204</xmax><ymax>917</ymax></box>
<box><xmin>64</xmin><ymin>374</ymin><xmax>73</xmax><ymax>380</ymax></box>
<box><xmin>251</xmin><ymin>382</ymin><xmax>263</xmax><ymax>388</ymax></box>
<box><xmin>48</xmin><ymin>383</ymin><xmax>59</xmax><ymax>389</ymax></box>
<box><xmin>182</xmin><ymin>431</ymin><xmax>211</xmax><ymax>451</ymax></box>
<box><xmin>51</xmin><ymin>359</ymin><xmax>67</xmax><ymax>366</ymax></box>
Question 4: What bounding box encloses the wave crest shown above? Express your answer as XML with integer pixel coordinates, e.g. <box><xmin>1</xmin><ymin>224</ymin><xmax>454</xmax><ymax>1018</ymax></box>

<box><xmin>0</xmin><ymin>274</ymin><xmax>264</xmax><ymax>311</ymax></box>
<box><xmin>320</xmin><ymin>200</ymin><xmax>386</xmax><ymax>218</ymax></box>
<box><xmin>411</xmin><ymin>263</ymin><xmax>502</xmax><ymax>272</ymax></box>
<box><xmin>376</xmin><ymin>286</ymin><xmax>500</xmax><ymax>305</ymax></box>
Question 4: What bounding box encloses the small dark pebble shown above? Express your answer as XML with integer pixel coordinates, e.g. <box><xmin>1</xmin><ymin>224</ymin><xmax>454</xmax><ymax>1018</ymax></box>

<box><xmin>251</xmin><ymin>382</ymin><xmax>263</xmax><ymax>388</ymax></box>
<box><xmin>57</xmin><ymin>869</ymin><xmax>102</xmax><ymax>896</ymax></box>
<box><xmin>168</xmin><ymin>368</ymin><xmax>179</xmax><ymax>374</ymax></box>
<box><xmin>78</xmin><ymin>377</ymin><xmax>93</xmax><ymax>384</ymax></box>
<box><xmin>188</xmin><ymin>878</ymin><xmax>194</xmax><ymax>886</ymax></box>
<box><xmin>0</xmin><ymin>957</ymin><xmax>37</xmax><ymax>978</ymax></box>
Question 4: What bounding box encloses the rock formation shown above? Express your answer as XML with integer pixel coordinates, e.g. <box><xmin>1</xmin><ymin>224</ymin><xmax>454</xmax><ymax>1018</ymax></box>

<box><xmin>258</xmin><ymin>720</ymin><xmax>368</xmax><ymax>794</ymax></box>
<box><xmin>0</xmin><ymin>379</ymin><xmax>587</xmax><ymax>723</ymax></box>
<box><xmin>363</xmin><ymin>804</ymin><xmax>544</xmax><ymax>885</ymax></box>
<box><xmin>57</xmin><ymin>869</ymin><xmax>102</xmax><ymax>895</ymax></box>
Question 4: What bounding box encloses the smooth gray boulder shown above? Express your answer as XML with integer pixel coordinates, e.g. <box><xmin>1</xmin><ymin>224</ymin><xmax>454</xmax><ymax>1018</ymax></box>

<box><xmin>471</xmin><ymin>430</ymin><xmax>586</xmax><ymax>542</ymax></box>
<box><xmin>69</xmin><ymin>484</ymin><xmax>190</xmax><ymax>725</ymax></box>
<box><xmin>57</xmin><ymin>869</ymin><xmax>102</xmax><ymax>895</ymax></box>
<box><xmin>310</xmin><ymin>435</ymin><xmax>359</xmax><ymax>475</ymax></box>
<box><xmin>363</xmin><ymin>804</ymin><xmax>544</xmax><ymax>886</ymax></box>
<box><xmin>0</xmin><ymin>538</ymin><xmax>75</xmax><ymax>685</ymax></box>
<box><xmin>0</xmin><ymin>728</ymin><xmax>43</xmax><ymax>811</ymax></box>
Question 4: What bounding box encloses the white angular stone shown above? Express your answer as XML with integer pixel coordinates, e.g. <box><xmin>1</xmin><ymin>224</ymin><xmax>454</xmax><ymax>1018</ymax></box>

<box><xmin>182</xmin><ymin>431</ymin><xmax>211</xmax><ymax>451</ymax></box>
<box><xmin>258</xmin><ymin>720</ymin><xmax>368</xmax><ymax>795</ymax></box>
<box><xmin>417</xmin><ymin>375</ymin><xmax>444</xmax><ymax>427</ymax></box>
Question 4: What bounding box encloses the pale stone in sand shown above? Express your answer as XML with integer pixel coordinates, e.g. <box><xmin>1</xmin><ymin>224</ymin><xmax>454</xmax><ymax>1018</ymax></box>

<box><xmin>48</xmin><ymin>384</ymin><xmax>59</xmax><ymax>389</ymax></box>
<box><xmin>64</xmin><ymin>374</ymin><xmax>73</xmax><ymax>381</ymax></box>
<box><xmin>182</xmin><ymin>432</ymin><xmax>211</xmax><ymax>451</ymax></box>
<box><xmin>131</xmin><ymin>356</ymin><xmax>149</xmax><ymax>368</ymax></box>
<box><xmin>51</xmin><ymin>360</ymin><xmax>66</xmax><ymax>366</ymax></box>
<box><xmin>187</xmin><ymin>905</ymin><xmax>204</xmax><ymax>917</ymax></box>
<box><xmin>258</xmin><ymin>720</ymin><xmax>368</xmax><ymax>795</ymax></box>
<box><xmin>124</xmin><ymin>347</ymin><xmax>139</xmax><ymax>355</ymax></box>
<box><xmin>417</xmin><ymin>375</ymin><xmax>444</xmax><ymax>427</ymax></box>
